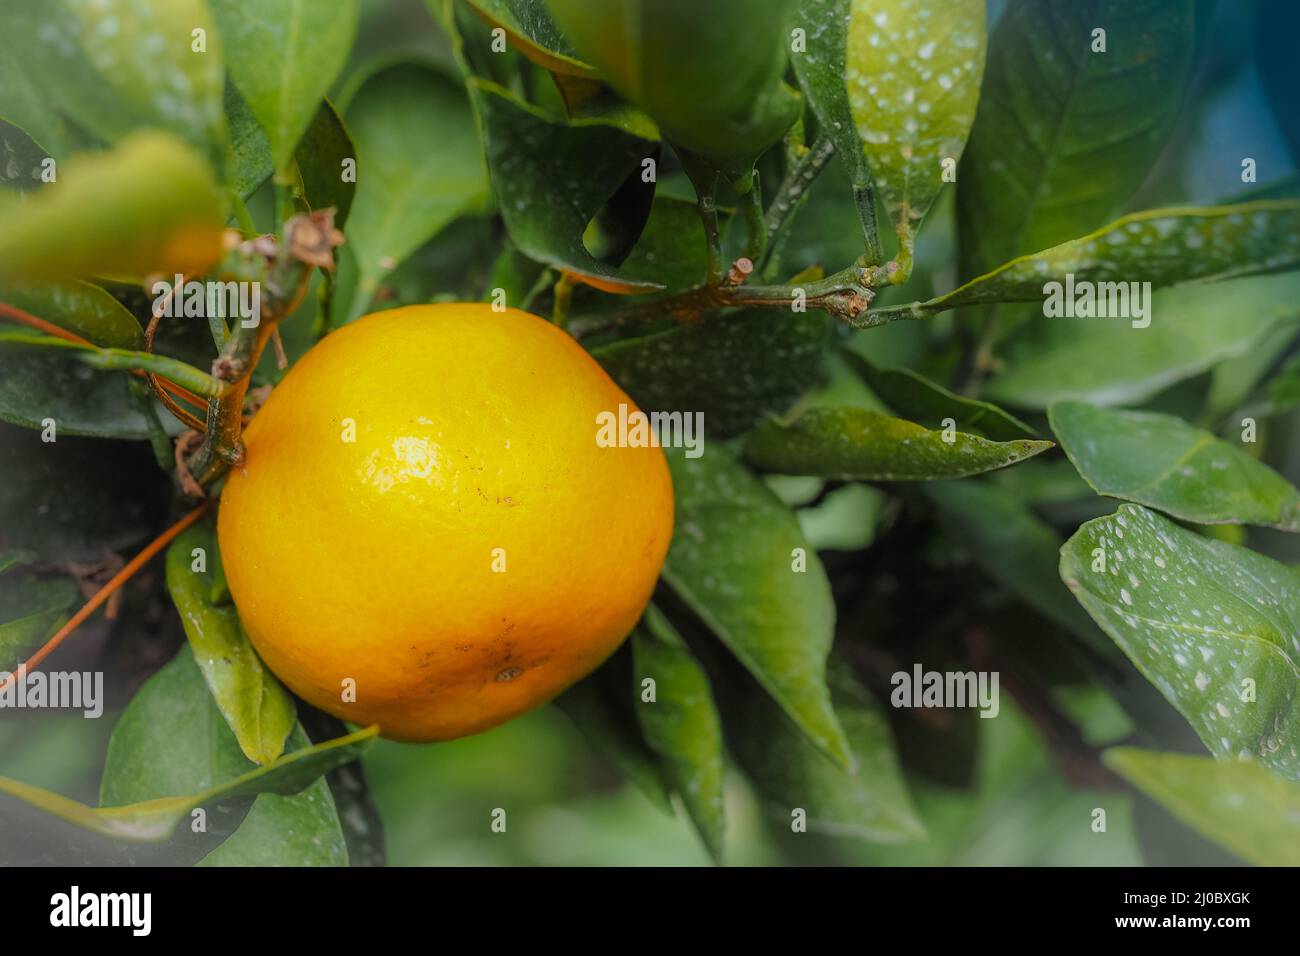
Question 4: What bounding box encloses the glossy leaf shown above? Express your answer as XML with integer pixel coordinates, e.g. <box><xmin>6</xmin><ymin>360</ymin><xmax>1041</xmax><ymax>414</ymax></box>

<box><xmin>0</xmin><ymin>132</ymin><xmax>226</xmax><ymax>283</ymax></box>
<box><xmin>0</xmin><ymin>121</ymin><xmax>52</xmax><ymax>191</ymax></box>
<box><xmin>661</xmin><ymin>447</ymin><xmax>851</xmax><ymax>767</ymax></box>
<box><xmin>1061</xmin><ymin>504</ymin><xmax>1300</xmax><ymax>780</ymax></box>
<box><xmin>743</xmin><ymin>407</ymin><xmax>1052</xmax><ymax>480</ymax></box>
<box><xmin>957</xmin><ymin>0</ymin><xmax>1195</xmax><ymax>277</ymax></box>
<box><xmin>0</xmin><ymin>279</ymin><xmax>142</xmax><ymax>349</ymax></box>
<box><xmin>343</xmin><ymin>62</ymin><xmax>487</xmax><ymax>322</ymax></box>
<box><xmin>1104</xmin><ymin>747</ymin><xmax>1300</xmax><ymax>866</ymax></box>
<box><xmin>0</xmin><ymin>281</ymin><xmax>155</xmax><ymax>436</ymax></box>
<box><xmin>225</xmin><ymin>82</ymin><xmax>274</xmax><ymax>200</ymax></box>
<box><xmin>1051</xmin><ymin>402</ymin><xmax>1300</xmax><ymax>531</ymax></box>
<box><xmin>0</xmin><ymin>648</ymin><xmax>373</xmax><ymax>847</ymax></box>
<box><xmin>918</xmin><ymin>202</ymin><xmax>1300</xmax><ymax>313</ymax></box>
<box><xmin>632</xmin><ymin>606</ymin><xmax>726</xmax><ymax>861</ymax></box>
<box><xmin>613</xmin><ymin>196</ymin><xmax>717</xmax><ymax>292</ymax></box>
<box><xmin>196</xmin><ymin>727</ymin><xmax>349</xmax><ymax>866</ymax></box>
<box><xmin>986</xmin><ymin>271</ymin><xmax>1300</xmax><ymax>408</ymax></box>
<box><xmin>210</xmin><ymin>0</ymin><xmax>360</xmax><ymax>170</ymax></box>
<box><xmin>0</xmin><ymin>426</ymin><xmax>168</xmax><ymax>560</ymax></box>
<box><xmin>546</xmin><ymin>0</ymin><xmax>801</xmax><ymax>181</ymax></box>
<box><xmin>1</xmin><ymin>0</ymin><xmax>226</xmax><ymax>168</ymax></box>
<box><xmin>846</xmin><ymin>0</ymin><xmax>986</xmax><ymax>261</ymax></box>
<box><xmin>465</xmin><ymin>0</ymin><xmax>596</xmax><ymax>76</ymax></box>
<box><xmin>294</xmin><ymin>100</ymin><xmax>357</xmax><ymax>229</ymax></box>
<box><xmin>791</xmin><ymin>0</ymin><xmax>875</xmax><ymax>245</ymax></box>
<box><xmin>591</xmin><ymin>311</ymin><xmax>833</xmax><ymax>437</ymax></box>
<box><xmin>0</xmin><ymin>560</ymin><xmax>76</xmax><ymax>673</ymax></box>
<box><xmin>731</xmin><ymin>657</ymin><xmax>925</xmax><ymax>841</ymax></box>
<box><xmin>165</xmin><ymin>524</ymin><xmax>296</xmax><ymax>765</ymax></box>
<box><xmin>842</xmin><ymin>351</ymin><xmax>1036</xmax><ymax>441</ymax></box>
<box><xmin>472</xmin><ymin>79</ymin><xmax>659</xmax><ymax>294</ymax></box>
<box><xmin>555</xmin><ymin>649</ymin><xmax>673</xmax><ymax>814</ymax></box>
<box><xmin>925</xmin><ymin>481</ymin><xmax>1196</xmax><ymax>741</ymax></box>
<box><xmin>96</xmin><ymin>646</ymin><xmax>351</xmax><ymax>864</ymax></box>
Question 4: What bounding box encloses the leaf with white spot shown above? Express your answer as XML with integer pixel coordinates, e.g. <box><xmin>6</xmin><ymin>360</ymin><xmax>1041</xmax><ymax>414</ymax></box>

<box><xmin>1051</xmin><ymin>402</ymin><xmax>1300</xmax><ymax>532</ymax></box>
<box><xmin>891</xmin><ymin>202</ymin><xmax>1300</xmax><ymax>316</ymax></box>
<box><xmin>957</xmin><ymin>0</ymin><xmax>1196</xmax><ymax>278</ymax></box>
<box><xmin>471</xmin><ymin>79</ymin><xmax>660</xmax><ymax>295</ymax></box>
<box><xmin>843</xmin><ymin>351</ymin><xmax>1037</xmax><ymax>441</ymax></box>
<box><xmin>791</xmin><ymin>0</ymin><xmax>877</xmax><ymax>248</ymax></box>
<box><xmin>1105</xmin><ymin>747</ymin><xmax>1300</xmax><ymax>866</ymax></box>
<box><xmin>661</xmin><ymin>447</ymin><xmax>852</xmax><ymax>768</ymax></box>
<box><xmin>1061</xmin><ymin>504</ymin><xmax>1300</xmax><ymax>781</ymax></box>
<box><xmin>845</xmin><ymin>0</ymin><xmax>986</xmax><ymax>266</ymax></box>
<box><xmin>743</xmin><ymin>406</ymin><xmax>1053</xmax><ymax>480</ymax></box>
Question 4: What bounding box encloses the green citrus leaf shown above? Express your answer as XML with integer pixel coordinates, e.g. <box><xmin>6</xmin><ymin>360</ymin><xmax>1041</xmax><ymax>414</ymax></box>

<box><xmin>464</xmin><ymin>0</ymin><xmax>596</xmax><ymax>76</ymax></box>
<box><xmin>93</xmin><ymin>646</ymin><xmax>353</xmax><ymax>864</ymax></box>
<box><xmin>591</xmin><ymin>310</ymin><xmax>833</xmax><ymax>438</ymax></box>
<box><xmin>730</xmin><ymin>656</ymin><xmax>925</xmax><ymax>841</ymax></box>
<box><xmin>842</xmin><ymin>351</ymin><xmax>1036</xmax><ymax>441</ymax></box>
<box><xmin>0</xmin><ymin>426</ymin><xmax>167</xmax><ymax>560</ymax></box>
<box><xmin>471</xmin><ymin>79</ymin><xmax>660</xmax><ymax>294</ymax></box>
<box><xmin>343</xmin><ymin>62</ymin><xmax>487</xmax><ymax>322</ymax></box>
<box><xmin>225</xmin><ymin>82</ymin><xmax>273</xmax><ymax>200</ymax></box>
<box><xmin>166</xmin><ymin>523</ymin><xmax>296</xmax><ymax>766</ymax></box>
<box><xmin>0</xmin><ymin>647</ymin><xmax>374</xmax><ymax>851</ymax></box>
<box><xmin>0</xmin><ymin>281</ymin><xmax>158</xmax><ymax>437</ymax></box>
<box><xmin>1051</xmin><ymin>401</ymin><xmax>1300</xmax><ymax>531</ymax></box>
<box><xmin>985</xmin><ymin>271</ymin><xmax>1300</xmax><ymax>409</ymax></box>
<box><xmin>1</xmin><ymin>0</ymin><xmax>226</xmax><ymax>169</ymax></box>
<box><xmin>917</xmin><ymin>202</ymin><xmax>1300</xmax><ymax>313</ymax></box>
<box><xmin>0</xmin><ymin>132</ymin><xmax>226</xmax><ymax>284</ymax></box>
<box><xmin>210</xmin><ymin>0</ymin><xmax>359</xmax><ymax>171</ymax></box>
<box><xmin>1105</xmin><ymin>747</ymin><xmax>1300</xmax><ymax>866</ymax></box>
<box><xmin>632</xmin><ymin>606</ymin><xmax>726</xmax><ymax>862</ymax></box>
<box><xmin>0</xmin><ymin>279</ymin><xmax>142</xmax><ymax>349</ymax></box>
<box><xmin>545</xmin><ymin>0</ymin><xmax>801</xmax><ymax>181</ymax></box>
<box><xmin>846</xmin><ymin>0</ymin><xmax>986</xmax><ymax>263</ymax></box>
<box><xmin>661</xmin><ymin>447</ymin><xmax>852</xmax><ymax>768</ymax></box>
<box><xmin>957</xmin><ymin>0</ymin><xmax>1195</xmax><ymax>277</ymax></box>
<box><xmin>790</xmin><ymin>0</ymin><xmax>876</xmax><ymax>246</ymax></box>
<box><xmin>0</xmin><ymin>37</ymin><xmax>72</xmax><ymax>157</ymax></box>
<box><xmin>555</xmin><ymin>648</ymin><xmax>673</xmax><ymax>814</ymax></box>
<box><xmin>1061</xmin><ymin>504</ymin><xmax>1300</xmax><ymax>780</ymax></box>
<box><xmin>743</xmin><ymin>407</ymin><xmax>1053</xmax><ymax>480</ymax></box>
<box><xmin>0</xmin><ymin>561</ymin><xmax>77</xmax><ymax>674</ymax></box>
<box><xmin>295</xmin><ymin>99</ymin><xmax>357</xmax><ymax>229</ymax></box>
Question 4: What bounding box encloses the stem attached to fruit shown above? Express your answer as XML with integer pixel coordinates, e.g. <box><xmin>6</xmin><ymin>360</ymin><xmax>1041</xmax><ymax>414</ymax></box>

<box><xmin>183</xmin><ymin>211</ymin><xmax>343</xmax><ymax>493</ymax></box>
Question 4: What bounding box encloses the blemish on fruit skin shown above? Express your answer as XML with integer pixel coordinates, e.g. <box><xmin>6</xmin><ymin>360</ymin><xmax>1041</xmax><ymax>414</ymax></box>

<box><xmin>495</xmin><ymin>666</ymin><xmax>523</xmax><ymax>682</ymax></box>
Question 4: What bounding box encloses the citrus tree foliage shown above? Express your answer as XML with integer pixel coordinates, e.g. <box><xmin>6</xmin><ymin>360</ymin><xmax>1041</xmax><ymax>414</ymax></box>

<box><xmin>0</xmin><ymin>0</ymin><xmax>1297</xmax><ymax>867</ymax></box>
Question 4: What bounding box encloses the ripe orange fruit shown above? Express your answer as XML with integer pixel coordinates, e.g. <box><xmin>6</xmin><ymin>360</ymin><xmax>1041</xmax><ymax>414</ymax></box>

<box><xmin>217</xmin><ymin>304</ymin><xmax>674</xmax><ymax>741</ymax></box>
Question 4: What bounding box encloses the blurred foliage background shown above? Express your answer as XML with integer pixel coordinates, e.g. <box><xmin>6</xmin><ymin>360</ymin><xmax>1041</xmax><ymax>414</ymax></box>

<box><xmin>1</xmin><ymin>0</ymin><xmax>1296</xmax><ymax>865</ymax></box>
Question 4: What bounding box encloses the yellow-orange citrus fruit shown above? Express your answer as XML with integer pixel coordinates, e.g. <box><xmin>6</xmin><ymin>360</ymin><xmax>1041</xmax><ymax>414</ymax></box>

<box><xmin>218</xmin><ymin>304</ymin><xmax>674</xmax><ymax>741</ymax></box>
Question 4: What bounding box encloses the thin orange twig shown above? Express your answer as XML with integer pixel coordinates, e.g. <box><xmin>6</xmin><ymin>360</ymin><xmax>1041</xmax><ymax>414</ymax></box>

<box><xmin>0</xmin><ymin>502</ymin><xmax>212</xmax><ymax>693</ymax></box>
<box><xmin>0</xmin><ymin>299</ymin><xmax>209</xmax><ymax>414</ymax></box>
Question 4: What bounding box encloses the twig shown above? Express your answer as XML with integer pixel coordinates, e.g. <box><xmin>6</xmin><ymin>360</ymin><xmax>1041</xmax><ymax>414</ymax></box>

<box><xmin>0</xmin><ymin>502</ymin><xmax>212</xmax><ymax>695</ymax></box>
